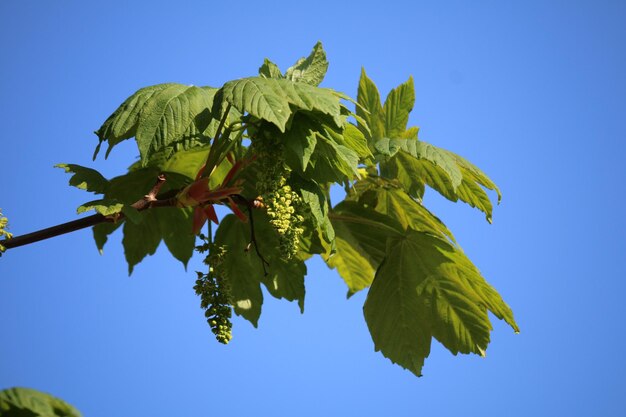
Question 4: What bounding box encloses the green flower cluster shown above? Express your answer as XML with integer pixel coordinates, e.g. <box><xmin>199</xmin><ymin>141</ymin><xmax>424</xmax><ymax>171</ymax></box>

<box><xmin>0</xmin><ymin>209</ymin><xmax>12</xmax><ymax>255</ymax></box>
<box><xmin>265</xmin><ymin>184</ymin><xmax>305</xmax><ymax>259</ymax></box>
<box><xmin>252</xmin><ymin>137</ymin><xmax>304</xmax><ymax>260</ymax></box>
<box><xmin>194</xmin><ymin>237</ymin><xmax>233</xmax><ymax>344</ymax></box>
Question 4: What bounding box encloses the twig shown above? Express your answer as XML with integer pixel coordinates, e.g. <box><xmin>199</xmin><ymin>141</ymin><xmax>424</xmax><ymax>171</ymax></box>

<box><xmin>0</xmin><ymin>213</ymin><xmax>109</xmax><ymax>250</ymax></box>
<box><xmin>131</xmin><ymin>174</ymin><xmax>167</xmax><ymax>210</ymax></box>
<box><xmin>1</xmin><ymin>174</ymin><xmax>175</xmax><ymax>251</ymax></box>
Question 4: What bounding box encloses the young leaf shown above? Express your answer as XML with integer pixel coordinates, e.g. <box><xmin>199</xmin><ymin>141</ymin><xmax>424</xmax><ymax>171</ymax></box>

<box><xmin>161</xmin><ymin>145</ymin><xmax>210</xmax><ymax>180</ymax></box>
<box><xmin>357</xmin><ymin>68</ymin><xmax>385</xmax><ymax>140</ymax></box>
<box><xmin>77</xmin><ymin>199</ymin><xmax>124</xmax><ymax>216</ymax></box>
<box><xmin>258</xmin><ymin>58</ymin><xmax>283</xmax><ymax>79</ymax></box>
<box><xmin>383</xmin><ymin>76</ymin><xmax>415</xmax><ymax>138</ymax></box>
<box><xmin>285</xmin><ymin>41</ymin><xmax>329</xmax><ymax>86</ymax></box>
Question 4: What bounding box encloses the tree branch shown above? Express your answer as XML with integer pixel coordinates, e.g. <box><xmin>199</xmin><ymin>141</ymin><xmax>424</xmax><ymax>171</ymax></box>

<box><xmin>1</xmin><ymin>174</ymin><xmax>176</xmax><ymax>251</ymax></box>
<box><xmin>1</xmin><ymin>213</ymin><xmax>109</xmax><ymax>250</ymax></box>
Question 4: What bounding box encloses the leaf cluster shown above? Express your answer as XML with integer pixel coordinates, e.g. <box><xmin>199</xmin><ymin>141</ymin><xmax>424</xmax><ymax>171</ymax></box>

<box><xmin>57</xmin><ymin>42</ymin><xmax>517</xmax><ymax>376</ymax></box>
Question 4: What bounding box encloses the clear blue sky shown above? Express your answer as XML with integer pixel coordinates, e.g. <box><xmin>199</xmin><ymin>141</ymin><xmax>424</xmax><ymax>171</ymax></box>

<box><xmin>1</xmin><ymin>1</ymin><xmax>625</xmax><ymax>416</ymax></box>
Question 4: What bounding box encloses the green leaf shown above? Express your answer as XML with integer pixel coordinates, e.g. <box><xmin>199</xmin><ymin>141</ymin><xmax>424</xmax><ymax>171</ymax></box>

<box><xmin>93</xmin><ymin>220</ymin><xmax>123</xmax><ymax>254</ymax></box>
<box><xmin>381</xmin><ymin>150</ymin><xmax>426</xmax><ymax>199</ymax></box>
<box><xmin>410</xmin><ymin>141</ymin><xmax>463</xmax><ymax>188</ymax></box>
<box><xmin>214</xmin><ymin>215</ymin><xmax>265</xmax><ymax>326</ymax></box>
<box><xmin>443</xmin><ymin>150</ymin><xmax>502</xmax><ymax>222</ymax></box>
<box><xmin>380</xmin><ymin>141</ymin><xmax>463</xmax><ymax>194</ymax></box>
<box><xmin>385</xmin><ymin>146</ymin><xmax>500</xmax><ymax>222</ymax></box>
<box><xmin>122</xmin><ymin>210</ymin><xmax>162</xmax><ymax>275</ymax></box>
<box><xmin>341</xmin><ymin>123</ymin><xmax>372</xmax><ymax>160</ymax></box>
<box><xmin>284</xmin><ymin>41</ymin><xmax>329</xmax><ymax>86</ymax></box>
<box><xmin>116</xmin><ymin>206</ymin><xmax>194</xmax><ymax>274</ymax></box>
<box><xmin>254</xmin><ymin>211</ymin><xmax>307</xmax><ymax>309</ymax></box>
<box><xmin>364</xmin><ymin>229</ymin><xmax>517</xmax><ymax>376</ymax></box>
<box><xmin>304</xmin><ymin>134</ymin><xmax>360</xmax><ymax>183</ymax></box>
<box><xmin>456</xmin><ymin>177</ymin><xmax>494</xmax><ymax>223</ymax></box>
<box><xmin>120</xmin><ymin>205</ymin><xmax>143</xmax><ymax>224</ymax></box>
<box><xmin>282</xmin><ymin>114</ymin><xmax>319</xmax><ymax>172</ymax></box>
<box><xmin>56</xmin><ymin>164</ymin><xmax>109</xmax><ymax>194</ymax></box>
<box><xmin>258</xmin><ymin>58</ymin><xmax>283</xmax><ymax>79</ymax></box>
<box><xmin>134</xmin><ymin>85</ymin><xmax>216</xmax><ymax>163</ymax></box>
<box><xmin>96</xmin><ymin>84</ymin><xmax>216</xmax><ymax>163</ymax></box>
<box><xmin>215</xmin><ymin>77</ymin><xmax>342</xmax><ymax>132</ymax></box>
<box><xmin>261</xmin><ymin>259</ymin><xmax>306</xmax><ymax>312</ymax></box>
<box><xmin>107</xmin><ymin>168</ymin><xmax>190</xmax><ymax>206</ymax></box>
<box><xmin>0</xmin><ymin>387</ymin><xmax>82</xmax><ymax>417</ymax></box>
<box><xmin>77</xmin><ymin>199</ymin><xmax>124</xmax><ymax>216</ymax></box>
<box><xmin>161</xmin><ymin>145</ymin><xmax>210</xmax><ymax>179</ymax></box>
<box><xmin>383</xmin><ymin>76</ymin><xmax>415</xmax><ymax>138</ymax></box>
<box><xmin>327</xmin><ymin>201</ymin><xmax>404</xmax><ymax>296</ymax></box>
<box><xmin>356</xmin><ymin>68</ymin><xmax>385</xmax><ymax>140</ymax></box>
<box><xmin>449</xmin><ymin>152</ymin><xmax>501</xmax><ymax>203</ymax></box>
<box><xmin>155</xmin><ymin>207</ymin><xmax>195</xmax><ymax>268</ymax></box>
<box><xmin>289</xmin><ymin>174</ymin><xmax>334</xmax><ymax>243</ymax></box>
<box><xmin>352</xmin><ymin>176</ymin><xmax>456</xmax><ymax>244</ymax></box>
<box><xmin>214</xmin><ymin>212</ymin><xmax>308</xmax><ymax>324</ymax></box>
<box><xmin>373</xmin><ymin>137</ymin><xmax>409</xmax><ymax>159</ymax></box>
<box><xmin>95</xmin><ymin>83</ymin><xmax>178</xmax><ymax>157</ymax></box>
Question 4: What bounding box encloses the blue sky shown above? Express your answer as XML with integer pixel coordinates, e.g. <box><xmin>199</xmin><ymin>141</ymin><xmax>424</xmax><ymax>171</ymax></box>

<box><xmin>1</xmin><ymin>1</ymin><xmax>625</xmax><ymax>416</ymax></box>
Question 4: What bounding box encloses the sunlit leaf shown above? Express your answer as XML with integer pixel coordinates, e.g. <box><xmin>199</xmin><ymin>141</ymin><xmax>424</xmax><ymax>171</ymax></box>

<box><xmin>351</xmin><ymin>176</ymin><xmax>456</xmax><ymax>244</ymax></box>
<box><xmin>77</xmin><ymin>199</ymin><xmax>123</xmax><ymax>216</ymax></box>
<box><xmin>258</xmin><ymin>58</ymin><xmax>283</xmax><ymax>79</ymax></box>
<box><xmin>364</xmin><ymin>229</ymin><xmax>516</xmax><ymax>376</ymax></box>
<box><xmin>357</xmin><ymin>68</ymin><xmax>385</xmax><ymax>141</ymax></box>
<box><xmin>215</xmin><ymin>77</ymin><xmax>342</xmax><ymax>132</ymax></box>
<box><xmin>327</xmin><ymin>201</ymin><xmax>404</xmax><ymax>296</ymax></box>
<box><xmin>96</xmin><ymin>84</ymin><xmax>216</xmax><ymax>164</ymax></box>
<box><xmin>285</xmin><ymin>41</ymin><xmax>329</xmax><ymax>86</ymax></box>
<box><xmin>383</xmin><ymin>76</ymin><xmax>415</xmax><ymax>138</ymax></box>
